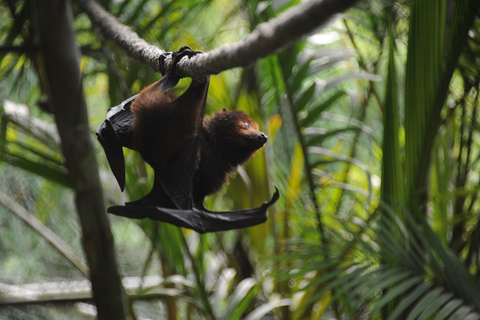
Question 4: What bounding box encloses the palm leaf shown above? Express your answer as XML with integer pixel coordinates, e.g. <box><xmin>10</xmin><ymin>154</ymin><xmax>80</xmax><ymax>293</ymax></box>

<box><xmin>404</xmin><ymin>0</ymin><xmax>480</xmax><ymax>207</ymax></box>
<box><xmin>381</xmin><ymin>20</ymin><xmax>405</xmax><ymax>211</ymax></box>
<box><xmin>0</xmin><ymin>101</ymin><xmax>69</xmax><ymax>186</ymax></box>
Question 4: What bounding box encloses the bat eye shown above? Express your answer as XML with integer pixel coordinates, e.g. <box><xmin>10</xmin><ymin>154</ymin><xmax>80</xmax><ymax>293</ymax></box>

<box><xmin>244</xmin><ymin>122</ymin><xmax>251</xmax><ymax>128</ymax></box>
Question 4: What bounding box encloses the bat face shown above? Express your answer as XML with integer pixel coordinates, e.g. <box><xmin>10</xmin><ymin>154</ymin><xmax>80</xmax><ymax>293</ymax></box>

<box><xmin>238</xmin><ymin>118</ymin><xmax>268</xmax><ymax>150</ymax></box>
<box><xmin>207</xmin><ymin>110</ymin><xmax>268</xmax><ymax>154</ymax></box>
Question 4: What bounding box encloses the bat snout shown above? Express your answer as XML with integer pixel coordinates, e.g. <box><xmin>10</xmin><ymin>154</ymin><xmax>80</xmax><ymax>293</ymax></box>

<box><xmin>248</xmin><ymin>131</ymin><xmax>268</xmax><ymax>149</ymax></box>
<box><xmin>258</xmin><ymin>132</ymin><xmax>268</xmax><ymax>144</ymax></box>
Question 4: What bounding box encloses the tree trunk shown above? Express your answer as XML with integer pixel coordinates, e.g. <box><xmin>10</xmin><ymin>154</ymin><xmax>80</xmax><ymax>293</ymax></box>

<box><xmin>34</xmin><ymin>1</ymin><xmax>132</xmax><ymax>319</ymax></box>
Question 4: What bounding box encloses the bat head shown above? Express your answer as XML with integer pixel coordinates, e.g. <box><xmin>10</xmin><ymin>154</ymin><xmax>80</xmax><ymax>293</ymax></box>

<box><xmin>205</xmin><ymin>109</ymin><xmax>268</xmax><ymax>166</ymax></box>
<box><xmin>234</xmin><ymin>112</ymin><xmax>268</xmax><ymax>150</ymax></box>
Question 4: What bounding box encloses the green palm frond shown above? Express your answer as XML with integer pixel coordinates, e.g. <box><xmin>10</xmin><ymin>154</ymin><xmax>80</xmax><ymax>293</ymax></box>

<box><xmin>286</xmin><ymin>200</ymin><xmax>480</xmax><ymax>319</ymax></box>
<box><xmin>0</xmin><ymin>101</ymin><xmax>69</xmax><ymax>186</ymax></box>
<box><xmin>404</xmin><ymin>0</ymin><xmax>480</xmax><ymax>209</ymax></box>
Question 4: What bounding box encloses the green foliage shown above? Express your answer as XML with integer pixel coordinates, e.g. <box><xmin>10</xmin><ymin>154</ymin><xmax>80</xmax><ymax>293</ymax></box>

<box><xmin>0</xmin><ymin>102</ymin><xmax>69</xmax><ymax>186</ymax></box>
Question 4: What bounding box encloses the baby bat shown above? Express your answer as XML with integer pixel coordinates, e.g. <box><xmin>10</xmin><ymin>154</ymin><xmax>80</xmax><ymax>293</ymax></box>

<box><xmin>96</xmin><ymin>47</ymin><xmax>278</xmax><ymax>233</ymax></box>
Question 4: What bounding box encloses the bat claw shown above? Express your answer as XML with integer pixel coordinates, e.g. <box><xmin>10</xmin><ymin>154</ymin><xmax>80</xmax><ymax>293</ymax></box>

<box><xmin>159</xmin><ymin>46</ymin><xmax>202</xmax><ymax>77</ymax></box>
<box><xmin>158</xmin><ymin>46</ymin><xmax>204</xmax><ymax>90</ymax></box>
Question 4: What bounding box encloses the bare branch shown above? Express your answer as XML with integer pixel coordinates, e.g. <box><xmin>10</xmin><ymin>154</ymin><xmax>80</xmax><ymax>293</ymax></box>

<box><xmin>0</xmin><ymin>190</ymin><xmax>88</xmax><ymax>276</ymax></box>
<box><xmin>77</xmin><ymin>0</ymin><xmax>359</xmax><ymax>78</ymax></box>
<box><xmin>180</xmin><ymin>0</ymin><xmax>359</xmax><ymax>78</ymax></box>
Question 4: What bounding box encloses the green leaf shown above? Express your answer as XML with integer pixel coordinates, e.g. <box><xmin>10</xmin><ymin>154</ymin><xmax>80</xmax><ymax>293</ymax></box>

<box><xmin>370</xmin><ymin>276</ymin><xmax>423</xmax><ymax>319</ymax></box>
<box><xmin>294</xmin><ymin>82</ymin><xmax>316</xmax><ymax>112</ymax></box>
<box><xmin>244</xmin><ymin>298</ymin><xmax>291</xmax><ymax>320</ymax></box>
<box><xmin>345</xmin><ymin>267</ymin><xmax>395</xmax><ymax>300</ymax></box>
<box><xmin>406</xmin><ymin>288</ymin><xmax>444</xmax><ymax>320</ymax></box>
<box><xmin>388</xmin><ymin>283</ymin><xmax>434</xmax><ymax>320</ymax></box>
<box><xmin>0</xmin><ymin>153</ymin><xmax>69</xmax><ymax>187</ymax></box>
<box><xmin>381</xmin><ymin>20</ymin><xmax>405</xmax><ymax>214</ymax></box>
<box><xmin>299</xmin><ymin>91</ymin><xmax>347</xmax><ymax>127</ymax></box>
<box><xmin>224</xmin><ymin>278</ymin><xmax>257</xmax><ymax>320</ymax></box>
<box><xmin>356</xmin><ymin>269</ymin><xmax>412</xmax><ymax>307</ymax></box>
<box><xmin>290</xmin><ymin>56</ymin><xmax>313</xmax><ymax>93</ymax></box>
<box><xmin>307</xmin><ymin>48</ymin><xmax>357</xmax><ymax>76</ymax></box>
<box><xmin>278</xmin><ymin>42</ymin><xmax>305</xmax><ymax>81</ymax></box>
<box><xmin>305</xmin><ymin>264</ymin><xmax>372</xmax><ymax>309</ymax></box>
<box><xmin>433</xmin><ymin>300</ymin><xmax>463</xmax><ymax>320</ymax></box>
<box><xmin>305</xmin><ymin>126</ymin><xmax>361</xmax><ymax>147</ymax></box>
<box><xmin>449</xmin><ymin>306</ymin><xmax>478</xmax><ymax>320</ymax></box>
<box><xmin>417</xmin><ymin>292</ymin><xmax>454</xmax><ymax>320</ymax></box>
<box><xmin>324</xmin><ymin>71</ymin><xmax>381</xmax><ymax>90</ymax></box>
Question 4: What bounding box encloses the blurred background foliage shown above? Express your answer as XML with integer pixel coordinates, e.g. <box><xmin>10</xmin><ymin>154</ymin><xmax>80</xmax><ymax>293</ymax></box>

<box><xmin>1</xmin><ymin>0</ymin><xmax>480</xmax><ymax>318</ymax></box>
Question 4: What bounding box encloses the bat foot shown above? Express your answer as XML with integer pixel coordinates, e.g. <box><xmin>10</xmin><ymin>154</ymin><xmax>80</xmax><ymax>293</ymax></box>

<box><xmin>159</xmin><ymin>46</ymin><xmax>204</xmax><ymax>89</ymax></box>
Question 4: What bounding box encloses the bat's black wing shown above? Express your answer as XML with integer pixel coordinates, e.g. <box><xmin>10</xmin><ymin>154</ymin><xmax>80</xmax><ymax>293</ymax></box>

<box><xmin>108</xmin><ymin>186</ymin><xmax>279</xmax><ymax>234</ymax></box>
<box><xmin>96</xmin><ymin>45</ymin><xmax>193</xmax><ymax>197</ymax></box>
<box><xmin>96</xmin><ymin>94</ymin><xmax>137</xmax><ymax>191</ymax></box>
<box><xmin>96</xmin><ymin>95</ymin><xmax>180</xmax><ymax>209</ymax></box>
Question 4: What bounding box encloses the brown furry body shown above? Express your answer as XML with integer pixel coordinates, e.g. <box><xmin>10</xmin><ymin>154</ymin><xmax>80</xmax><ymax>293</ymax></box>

<box><xmin>130</xmin><ymin>80</ymin><xmax>267</xmax><ymax>206</ymax></box>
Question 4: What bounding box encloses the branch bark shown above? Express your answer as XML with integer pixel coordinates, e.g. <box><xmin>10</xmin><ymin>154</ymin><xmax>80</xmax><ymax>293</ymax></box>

<box><xmin>34</xmin><ymin>1</ymin><xmax>132</xmax><ymax>319</ymax></box>
<box><xmin>77</xmin><ymin>0</ymin><xmax>164</xmax><ymax>70</ymax></box>
<box><xmin>77</xmin><ymin>0</ymin><xmax>359</xmax><ymax>78</ymax></box>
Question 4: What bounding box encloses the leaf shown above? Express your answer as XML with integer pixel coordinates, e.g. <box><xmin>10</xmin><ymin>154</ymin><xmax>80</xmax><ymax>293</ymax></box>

<box><xmin>380</xmin><ymin>20</ymin><xmax>405</xmax><ymax>213</ymax></box>
<box><xmin>244</xmin><ymin>298</ymin><xmax>291</xmax><ymax>320</ymax></box>
<box><xmin>300</xmin><ymin>263</ymin><xmax>362</xmax><ymax>295</ymax></box>
<box><xmin>449</xmin><ymin>306</ymin><xmax>478</xmax><ymax>320</ymax></box>
<box><xmin>307</xmin><ymin>48</ymin><xmax>357</xmax><ymax>76</ymax></box>
<box><xmin>285</xmin><ymin>142</ymin><xmax>304</xmax><ymax>205</ymax></box>
<box><xmin>290</xmin><ymin>56</ymin><xmax>313</xmax><ymax>93</ymax></box>
<box><xmin>294</xmin><ymin>82</ymin><xmax>316</xmax><ymax>112</ymax></box>
<box><xmin>356</xmin><ymin>269</ymin><xmax>412</xmax><ymax>307</ymax></box>
<box><xmin>224</xmin><ymin>278</ymin><xmax>257</xmax><ymax>320</ymax></box>
<box><xmin>0</xmin><ymin>153</ymin><xmax>69</xmax><ymax>187</ymax></box>
<box><xmin>388</xmin><ymin>283</ymin><xmax>434</xmax><ymax>320</ymax></box>
<box><xmin>433</xmin><ymin>299</ymin><xmax>463</xmax><ymax>320</ymax></box>
<box><xmin>299</xmin><ymin>91</ymin><xmax>347</xmax><ymax>128</ymax></box>
<box><xmin>278</xmin><ymin>42</ymin><xmax>305</xmax><ymax>80</ymax></box>
<box><xmin>308</xmin><ymin>146</ymin><xmax>371</xmax><ymax>184</ymax></box>
<box><xmin>417</xmin><ymin>292</ymin><xmax>453</xmax><ymax>320</ymax></box>
<box><xmin>370</xmin><ymin>276</ymin><xmax>423</xmax><ymax>319</ymax></box>
<box><xmin>304</xmin><ymin>264</ymin><xmax>372</xmax><ymax>309</ymax></box>
<box><xmin>324</xmin><ymin>71</ymin><xmax>381</xmax><ymax>90</ymax></box>
<box><xmin>212</xmin><ymin>268</ymin><xmax>236</xmax><ymax>312</ymax></box>
<box><xmin>305</xmin><ymin>126</ymin><xmax>361</xmax><ymax>147</ymax></box>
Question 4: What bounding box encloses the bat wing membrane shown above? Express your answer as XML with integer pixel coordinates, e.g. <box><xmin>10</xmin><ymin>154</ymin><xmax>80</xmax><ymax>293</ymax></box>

<box><xmin>108</xmin><ymin>186</ymin><xmax>279</xmax><ymax>233</ymax></box>
<box><xmin>96</xmin><ymin>95</ymin><xmax>137</xmax><ymax>191</ymax></box>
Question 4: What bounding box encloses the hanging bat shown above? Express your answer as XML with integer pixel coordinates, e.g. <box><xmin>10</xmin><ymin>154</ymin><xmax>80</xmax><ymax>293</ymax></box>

<box><xmin>96</xmin><ymin>46</ymin><xmax>279</xmax><ymax>233</ymax></box>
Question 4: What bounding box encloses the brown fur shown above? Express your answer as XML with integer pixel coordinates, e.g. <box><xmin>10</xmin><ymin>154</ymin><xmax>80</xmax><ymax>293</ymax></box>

<box><xmin>194</xmin><ymin>109</ymin><xmax>267</xmax><ymax>203</ymax></box>
<box><xmin>130</xmin><ymin>85</ymin><xmax>267</xmax><ymax>206</ymax></box>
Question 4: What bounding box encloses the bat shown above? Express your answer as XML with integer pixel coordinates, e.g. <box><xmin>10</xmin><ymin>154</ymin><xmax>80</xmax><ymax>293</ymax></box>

<box><xmin>96</xmin><ymin>46</ymin><xmax>279</xmax><ymax>233</ymax></box>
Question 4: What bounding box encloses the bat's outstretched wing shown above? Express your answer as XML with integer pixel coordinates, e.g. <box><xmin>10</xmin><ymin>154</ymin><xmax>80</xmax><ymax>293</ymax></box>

<box><xmin>96</xmin><ymin>95</ymin><xmax>137</xmax><ymax>191</ymax></box>
<box><xmin>108</xmin><ymin>186</ymin><xmax>279</xmax><ymax>234</ymax></box>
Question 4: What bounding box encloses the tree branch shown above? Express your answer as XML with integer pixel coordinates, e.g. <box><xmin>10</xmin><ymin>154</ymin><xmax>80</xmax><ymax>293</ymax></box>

<box><xmin>0</xmin><ymin>190</ymin><xmax>88</xmax><ymax>276</ymax></box>
<box><xmin>77</xmin><ymin>0</ymin><xmax>359</xmax><ymax>78</ymax></box>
